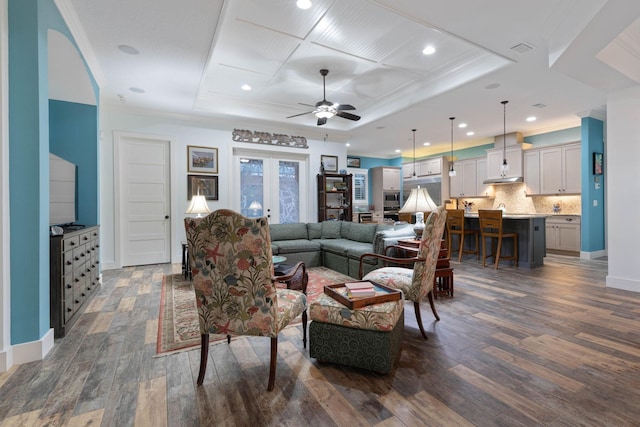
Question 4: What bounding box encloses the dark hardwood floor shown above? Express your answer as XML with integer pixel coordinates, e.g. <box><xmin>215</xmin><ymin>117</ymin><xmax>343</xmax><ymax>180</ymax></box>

<box><xmin>2</xmin><ymin>254</ymin><xmax>640</xmax><ymax>426</ymax></box>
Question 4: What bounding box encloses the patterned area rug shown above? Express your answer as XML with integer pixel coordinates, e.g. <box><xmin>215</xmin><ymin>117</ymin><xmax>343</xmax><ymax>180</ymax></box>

<box><xmin>156</xmin><ymin>266</ymin><xmax>354</xmax><ymax>355</ymax></box>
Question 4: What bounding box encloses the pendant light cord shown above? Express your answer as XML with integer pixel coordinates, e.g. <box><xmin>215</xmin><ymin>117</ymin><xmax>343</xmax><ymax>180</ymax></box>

<box><xmin>412</xmin><ymin>129</ymin><xmax>417</xmax><ymax>178</ymax></box>
<box><xmin>449</xmin><ymin>117</ymin><xmax>455</xmax><ymax>172</ymax></box>
<box><xmin>502</xmin><ymin>100</ymin><xmax>508</xmax><ymax>165</ymax></box>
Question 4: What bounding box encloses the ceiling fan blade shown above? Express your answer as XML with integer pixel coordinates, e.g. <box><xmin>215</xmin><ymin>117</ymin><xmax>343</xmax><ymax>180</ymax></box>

<box><xmin>336</xmin><ymin>104</ymin><xmax>356</xmax><ymax>111</ymax></box>
<box><xmin>286</xmin><ymin>111</ymin><xmax>314</xmax><ymax>119</ymax></box>
<box><xmin>317</xmin><ymin>117</ymin><xmax>328</xmax><ymax>126</ymax></box>
<box><xmin>298</xmin><ymin>102</ymin><xmax>316</xmax><ymax>108</ymax></box>
<box><xmin>336</xmin><ymin>111</ymin><xmax>361</xmax><ymax>121</ymax></box>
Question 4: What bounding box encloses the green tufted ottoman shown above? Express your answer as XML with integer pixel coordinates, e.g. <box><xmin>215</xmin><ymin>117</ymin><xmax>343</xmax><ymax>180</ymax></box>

<box><xmin>309</xmin><ymin>292</ymin><xmax>404</xmax><ymax>373</ymax></box>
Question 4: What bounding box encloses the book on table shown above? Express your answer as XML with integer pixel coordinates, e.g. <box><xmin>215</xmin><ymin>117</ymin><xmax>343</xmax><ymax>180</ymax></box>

<box><xmin>345</xmin><ymin>281</ymin><xmax>375</xmax><ymax>298</ymax></box>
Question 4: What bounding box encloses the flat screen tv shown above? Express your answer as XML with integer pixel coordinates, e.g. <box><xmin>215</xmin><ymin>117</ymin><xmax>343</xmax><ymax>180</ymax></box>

<box><xmin>49</xmin><ymin>153</ymin><xmax>77</xmax><ymax>226</ymax></box>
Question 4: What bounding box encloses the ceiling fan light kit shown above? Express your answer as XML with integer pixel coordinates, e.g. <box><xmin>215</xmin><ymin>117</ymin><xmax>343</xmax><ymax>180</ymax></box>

<box><xmin>287</xmin><ymin>69</ymin><xmax>360</xmax><ymax>126</ymax></box>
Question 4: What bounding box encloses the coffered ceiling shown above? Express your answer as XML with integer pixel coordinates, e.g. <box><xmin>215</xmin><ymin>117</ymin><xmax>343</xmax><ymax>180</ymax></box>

<box><xmin>54</xmin><ymin>0</ymin><xmax>640</xmax><ymax>158</ymax></box>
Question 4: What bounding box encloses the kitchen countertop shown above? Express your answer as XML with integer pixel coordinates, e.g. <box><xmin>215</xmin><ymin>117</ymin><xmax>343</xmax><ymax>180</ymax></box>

<box><xmin>464</xmin><ymin>213</ymin><xmax>549</xmax><ymax>219</ymax></box>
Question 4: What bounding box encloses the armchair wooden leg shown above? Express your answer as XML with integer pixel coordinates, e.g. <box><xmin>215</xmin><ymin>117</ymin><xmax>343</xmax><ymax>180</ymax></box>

<box><xmin>427</xmin><ymin>291</ymin><xmax>440</xmax><ymax>321</ymax></box>
<box><xmin>197</xmin><ymin>334</ymin><xmax>209</xmax><ymax>385</ymax></box>
<box><xmin>227</xmin><ymin>334</ymin><xmax>231</xmax><ymax>344</ymax></box>
<box><xmin>414</xmin><ymin>302</ymin><xmax>428</xmax><ymax>340</ymax></box>
<box><xmin>302</xmin><ymin>310</ymin><xmax>308</xmax><ymax>348</ymax></box>
<box><xmin>268</xmin><ymin>337</ymin><xmax>278</xmax><ymax>391</ymax></box>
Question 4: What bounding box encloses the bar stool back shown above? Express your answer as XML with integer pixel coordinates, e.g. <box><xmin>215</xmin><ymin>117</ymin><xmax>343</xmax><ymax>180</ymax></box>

<box><xmin>445</xmin><ymin>209</ymin><xmax>479</xmax><ymax>262</ymax></box>
<box><xmin>478</xmin><ymin>210</ymin><xmax>518</xmax><ymax>269</ymax></box>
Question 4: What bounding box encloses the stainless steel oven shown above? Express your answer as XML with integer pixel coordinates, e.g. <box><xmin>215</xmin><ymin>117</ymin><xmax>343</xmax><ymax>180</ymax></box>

<box><xmin>383</xmin><ymin>191</ymin><xmax>400</xmax><ymax>211</ymax></box>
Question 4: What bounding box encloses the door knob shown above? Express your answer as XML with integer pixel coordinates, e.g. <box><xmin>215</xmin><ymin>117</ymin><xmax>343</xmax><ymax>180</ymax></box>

<box><xmin>165</xmin><ymin>215</ymin><xmax>170</xmax><ymax>219</ymax></box>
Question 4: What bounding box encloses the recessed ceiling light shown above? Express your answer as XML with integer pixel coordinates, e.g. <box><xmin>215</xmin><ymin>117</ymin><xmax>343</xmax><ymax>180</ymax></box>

<box><xmin>395</xmin><ymin>149</ymin><xmax>401</xmax><ymax>153</ymax></box>
<box><xmin>129</xmin><ymin>87</ymin><xmax>145</xmax><ymax>93</ymax></box>
<box><xmin>117</xmin><ymin>44</ymin><xmax>139</xmax><ymax>55</ymax></box>
<box><xmin>296</xmin><ymin>0</ymin><xmax>312</xmax><ymax>9</ymax></box>
<box><xmin>345</xmin><ymin>143</ymin><xmax>350</xmax><ymax>147</ymax></box>
<box><xmin>241</xmin><ymin>84</ymin><xmax>252</xmax><ymax>91</ymax></box>
<box><xmin>422</xmin><ymin>45</ymin><xmax>436</xmax><ymax>55</ymax></box>
<box><xmin>526</xmin><ymin>116</ymin><xmax>537</xmax><ymax>122</ymax></box>
<box><xmin>466</xmin><ymin>131</ymin><xmax>475</xmax><ymax>136</ymax></box>
<box><xmin>423</xmin><ymin>142</ymin><xmax>430</xmax><ymax>146</ymax></box>
<box><xmin>458</xmin><ymin>123</ymin><xmax>467</xmax><ymax>128</ymax></box>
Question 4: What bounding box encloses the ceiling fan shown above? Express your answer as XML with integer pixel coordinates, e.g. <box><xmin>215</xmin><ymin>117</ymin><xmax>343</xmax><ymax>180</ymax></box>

<box><xmin>286</xmin><ymin>69</ymin><xmax>361</xmax><ymax>126</ymax></box>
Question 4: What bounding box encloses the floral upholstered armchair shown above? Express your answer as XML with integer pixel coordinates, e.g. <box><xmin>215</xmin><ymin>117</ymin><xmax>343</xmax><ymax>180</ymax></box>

<box><xmin>184</xmin><ymin>209</ymin><xmax>307</xmax><ymax>391</ymax></box>
<box><xmin>359</xmin><ymin>206</ymin><xmax>447</xmax><ymax>339</ymax></box>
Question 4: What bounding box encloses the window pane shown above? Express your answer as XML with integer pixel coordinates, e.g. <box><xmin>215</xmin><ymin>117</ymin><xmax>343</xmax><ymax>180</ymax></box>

<box><xmin>240</xmin><ymin>159</ymin><xmax>264</xmax><ymax>217</ymax></box>
<box><xmin>279</xmin><ymin>161</ymin><xmax>299</xmax><ymax>223</ymax></box>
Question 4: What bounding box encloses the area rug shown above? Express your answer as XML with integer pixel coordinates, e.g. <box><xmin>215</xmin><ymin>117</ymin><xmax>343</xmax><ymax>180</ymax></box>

<box><xmin>156</xmin><ymin>266</ymin><xmax>354</xmax><ymax>355</ymax></box>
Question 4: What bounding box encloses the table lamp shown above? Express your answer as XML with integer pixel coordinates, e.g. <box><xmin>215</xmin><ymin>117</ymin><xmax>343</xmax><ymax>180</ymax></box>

<box><xmin>185</xmin><ymin>194</ymin><xmax>211</xmax><ymax>218</ymax></box>
<box><xmin>399</xmin><ymin>186</ymin><xmax>438</xmax><ymax>238</ymax></box>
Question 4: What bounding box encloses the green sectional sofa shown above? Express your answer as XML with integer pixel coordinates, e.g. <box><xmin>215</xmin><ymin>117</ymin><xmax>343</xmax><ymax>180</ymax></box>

<box><xmin>269</xmin><ymin>221</ymin><xmax>415</xmax><ymax>278</ymax></box>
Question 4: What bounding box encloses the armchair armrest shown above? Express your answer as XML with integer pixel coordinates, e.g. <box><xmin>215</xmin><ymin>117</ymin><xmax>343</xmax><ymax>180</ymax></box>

<box><xmin>358</xmin><ymin>252</ymin><xmax>426</xmax><ymax>279</ymax></box>
<box><xmin>273</xmin><ymin>261</ymin><xmax>308</xmax><ymax>294</ymax></box>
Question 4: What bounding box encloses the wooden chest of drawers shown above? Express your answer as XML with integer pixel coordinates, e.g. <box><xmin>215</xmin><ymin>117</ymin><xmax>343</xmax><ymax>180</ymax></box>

<box><xmin>50</xmin><ymin>225</ymin><xmax>100</xmax><ymax>338</ymax></box>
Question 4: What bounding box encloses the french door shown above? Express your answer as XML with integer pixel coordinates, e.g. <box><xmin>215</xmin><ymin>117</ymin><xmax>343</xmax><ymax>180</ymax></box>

<box><xmin>234</xmin><ymin>150</ymin><xmax>308</xmax><ymax>224</ymax></box>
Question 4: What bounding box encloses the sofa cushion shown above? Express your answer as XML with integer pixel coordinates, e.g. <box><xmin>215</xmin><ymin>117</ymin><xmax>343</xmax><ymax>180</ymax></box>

<box><xmin>345</xmin><ymin>242</ymin><xmax>379</xmax><ymax>265</ymax></box>
<box><xmin>307</xmin><ymin>223</ymin><xmax>322</xmax><ymax>240</ymax></box>
<box><xmin>269</xmin><ymin>223</ymin><xmax>308</xmax><ymax>241</ymax></box>
<box><xmin>316</xmin><ymin>238</ymin><xmax>351</xmax><ymax>254</ymax></box>
<box><xmin>341</xmin><ymin>222</ymin><xmax>378</xmax><ymax>243</ymax></box>
<box><xmin>321</xmin><ymin>221</ymin><xmax>342</xmax><ymax>239</ymax></box>
<box><xmin>270</xmin><ymin>239</ymin><xmax>321</xmax><ymax>254</ymax></box>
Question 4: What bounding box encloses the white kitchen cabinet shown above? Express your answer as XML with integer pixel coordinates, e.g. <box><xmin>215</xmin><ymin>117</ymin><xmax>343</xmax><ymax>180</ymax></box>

<box><xmin>486</xmin><ymin>146</ymin><xmax>524</xmax><ymax>180</ymax></box>
<box><xmin>418</xmin><ymin>158</ymin><xmax>441</xmax><ymax>176</ymax></box>
<box><xmin>475</xmin><ymin>158</ymin><xmax>494</xmax><ymax>197</ymax></box>
<box><xmin>524</xmin><ymin>150</ymin><xmax>541</xmax><ymax>195</ymax></box>
<box><xmin>546</xmin><ymin>215</ymin><xmax>581</xmax><ymax>252</ymax></box>
<box><xmin>450</xmin><ymin>158</ymin><xmax>477</xmax><ymax>198</ymax></box>
<box><xmin>373</xmin><ymin>166</ymin><xmax>401</xmax><ymax>191</ymax></box>
<box><xmin>402</xmin><ymin>162</ymin><xmax>417</xmax><ymax>180</ymax></box>
<box><xmin>524</xmin><ymin>143</ymin><xmax>581</xmax><ymax>195</ymax></box>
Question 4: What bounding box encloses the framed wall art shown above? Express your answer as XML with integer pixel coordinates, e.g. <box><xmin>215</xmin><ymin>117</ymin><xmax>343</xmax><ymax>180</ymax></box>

<box><xmin>321</xmin><ymin>155</ymin><xmax>338</xmax><ymax>172</ymax></box>
<box><xmin>347</xmin><ymin>156</ymin><xmax>361</xmax><ymax>168</ymax></box>
<box><xmin>593</xmin><ymin>152</ymin><xmax>603</xmax><ymax>175</ymax></box>
<box><xmin>188</xmin><ymin>174</ymin><xmax>219</xmax><ymax>200</ymax></box>
<box><xmin>187</xmin><ymin>145</ymin><xmax>218</xmax><ymax>174</ymax></box>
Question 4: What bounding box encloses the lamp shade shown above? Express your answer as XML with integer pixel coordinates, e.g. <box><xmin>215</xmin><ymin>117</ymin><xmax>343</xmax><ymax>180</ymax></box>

<box><xmin>185</xmin><ymin>195</ymin><xmax>211</xmax><ymax>218</ymax></box>
<box><xmin>399</xmin><ymin>187</ymin><xmax>439</xmax><ymax>214</ymax></box>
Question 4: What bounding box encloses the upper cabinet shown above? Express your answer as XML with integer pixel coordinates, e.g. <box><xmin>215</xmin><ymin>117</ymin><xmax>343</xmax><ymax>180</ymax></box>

<box><xmin>379</xmin><ymin>167</ymin><xmax>401</xmax><ymax>190</ymax></box>
<box><xmin>524</xmin><ymin>142</ymin><xmax>581</xmax><ymax>195</ymax></box>
<box><xmin>403</xmin><ymin>157</ymin><xmax>443</xmax><ymax>179</ymax></box>
<box><xmin>449</xmin><ymin>157</ymin><xmax>494</xmax><ymax>198</ymax></box>
<box><xmin>486</xmin><ymin>146</ymin><xmax>524</xmax><ymax>180</ymax></box>
<box><xmin>418</xmin><ymin>158</ymin><xmax>441</xmax><ymax>176</ymax></box>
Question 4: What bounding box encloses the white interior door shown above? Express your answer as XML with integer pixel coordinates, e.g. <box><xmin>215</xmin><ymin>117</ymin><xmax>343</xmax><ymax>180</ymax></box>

<box><xmin>115</xmin><ymin>133</ymin><xmax>171</xmax><ymax>266</ymax></box>
<box><xmin>234</xmin><ymin>150</ymin><xmax>307</xmax><ymax>224</ymax></box>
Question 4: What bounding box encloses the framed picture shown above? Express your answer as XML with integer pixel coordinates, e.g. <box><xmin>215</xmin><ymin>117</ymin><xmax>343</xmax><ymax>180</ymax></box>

<box><xmin>187</xmin><ymin>145</ymin><xmax>218</xmax><ymax>174</ymax></box>
<box><xmin>321</xmin><ymin>155</ymin><xmax>338</xmax><ymax>172</ymax></box>
<box><xmin>593</xmin><ymin>152</ymin><xmax>603</xmax><ymax>175</ymax></box>
<box><xmin>188</xmin><ymin>174</ymin><xmax>218</xmax><ymax>200</ymax></box>
<box><xmin>347</xmin><ymin>156</ymin><xmax>361</xmax><ymax>168</ymax></box>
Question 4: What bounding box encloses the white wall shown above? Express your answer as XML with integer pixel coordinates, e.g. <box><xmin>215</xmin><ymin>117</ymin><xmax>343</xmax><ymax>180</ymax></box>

<box><xmin>99</xmin><ymin>105</ymin><xmax>347</xmax><ymax>269</ymax></box>
<box><xmin>606</xmin><ymin>85</ymin><xmax>640</xmax><ymax>292</ymax></box>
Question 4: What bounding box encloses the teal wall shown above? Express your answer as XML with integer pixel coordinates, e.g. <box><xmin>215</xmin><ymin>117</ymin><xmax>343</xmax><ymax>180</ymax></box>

<box><xmin>581</xmin><ymin>118</ymin><xmax>605</xmax><ymax>252</ymax></box>
<box><xmin>49</xmin><ymin>100</ymin><xmax>99</xmax><ymax>225</ymax></box>
<box><xmin>8</xmin><ymin>0</ymin><xmax>99</xmax><ymax>344</ymax></box>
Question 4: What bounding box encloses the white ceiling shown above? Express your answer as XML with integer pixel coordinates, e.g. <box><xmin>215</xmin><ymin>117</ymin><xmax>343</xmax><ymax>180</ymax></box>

<box><xmin>54</xmin><ymin>0</ymin><xmax>640</xmax><ymax>158</ymax></box>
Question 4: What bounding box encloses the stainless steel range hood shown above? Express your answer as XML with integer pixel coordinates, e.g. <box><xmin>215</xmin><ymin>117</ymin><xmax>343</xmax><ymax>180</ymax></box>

<box><xmin>483</xmin><ymin>176</ymin><xmax>523</xmax><ymax>184</ymax></box>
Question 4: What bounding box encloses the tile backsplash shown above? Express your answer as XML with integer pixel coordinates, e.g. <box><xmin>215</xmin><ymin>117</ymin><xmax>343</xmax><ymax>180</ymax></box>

<box><xmin>453</xmin><ymin>183</ymin><xmax>581</xmax><ymax>215</ymax></box>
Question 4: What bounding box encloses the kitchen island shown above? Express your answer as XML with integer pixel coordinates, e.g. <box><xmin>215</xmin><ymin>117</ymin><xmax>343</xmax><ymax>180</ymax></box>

<box><xmin>464</xmin><ymin>213</ymin><xmax>547</xmax><ymax>269</ymax></box>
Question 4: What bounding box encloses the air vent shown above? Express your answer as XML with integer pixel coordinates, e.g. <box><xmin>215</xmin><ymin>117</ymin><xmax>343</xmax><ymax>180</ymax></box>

<box><xmin>510</xmin><ymin>42</ymin><xmax>535</xmax><ymax>54</ymax></box>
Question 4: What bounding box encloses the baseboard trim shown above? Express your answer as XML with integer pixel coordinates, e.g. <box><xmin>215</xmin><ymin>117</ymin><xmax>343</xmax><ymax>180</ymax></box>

<box><xmin>581</xmin><ymin>249</ymin><xmax>607</xmax><ymax>260</ymax></box>
<box><xmin>11</xmin><ymin>328</ymin><xmax>55</xmax><ymax>366</ymax></box>
<box><xmin>606</xmin><ymin>275</ymin><xmax>640</xmax><ymax>293</ymax></box>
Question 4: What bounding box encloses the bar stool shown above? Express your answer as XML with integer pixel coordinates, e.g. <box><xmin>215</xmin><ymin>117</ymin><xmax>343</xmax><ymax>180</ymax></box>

<box><xmin>478</xmin><ymin>210</ymin><xmax>518</xmax><ymax>269</ymax></box>
<box><xmin>446</xmin><ymin>209</ymin><xmax>479</xmax><ymax>262</ymax></box>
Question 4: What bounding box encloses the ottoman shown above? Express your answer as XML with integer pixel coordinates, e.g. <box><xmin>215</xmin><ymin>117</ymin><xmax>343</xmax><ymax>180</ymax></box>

<box><xmin>309</xmin><ymin>293</ymin><xmax>404</xmax><ymax>373</ymax></box>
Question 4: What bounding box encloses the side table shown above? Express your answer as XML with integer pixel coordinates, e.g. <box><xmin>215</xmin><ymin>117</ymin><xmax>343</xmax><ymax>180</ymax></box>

<box><xmin>181</xmin><ymin>241</ymin><xmax>191</xmax><ymax>280</ymax></box>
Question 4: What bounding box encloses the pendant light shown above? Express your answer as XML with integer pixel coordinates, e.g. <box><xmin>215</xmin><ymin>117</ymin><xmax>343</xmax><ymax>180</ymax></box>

<box><xmin>448</xmin><ymin>117</ymin><xmax>456</xmax><ymax>177</ymax></box>
<box><xmin>411</xmin><ymin>128</ymin><xmax>417</xmax><ymax>179</ymax></box>
<box><xmin>501</xmin><ymin>100</ymin><xmax>509</xmax><ymax>174</ymax></box>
